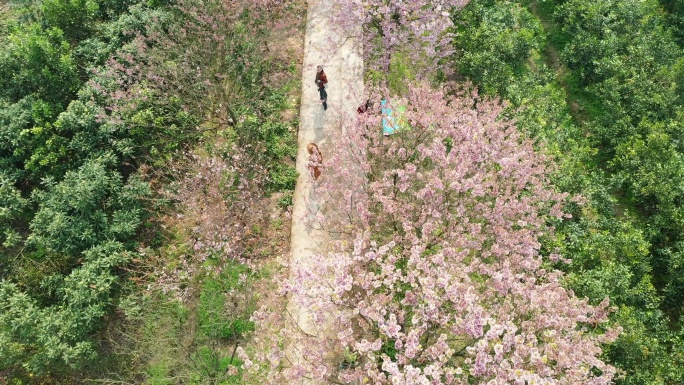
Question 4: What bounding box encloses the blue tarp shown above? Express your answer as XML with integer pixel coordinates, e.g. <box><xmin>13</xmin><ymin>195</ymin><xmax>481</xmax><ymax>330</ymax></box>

<box><xmin>381</xmin><ymin>99</ymin><xmax>406</xmax><ymax>136</ymax></box>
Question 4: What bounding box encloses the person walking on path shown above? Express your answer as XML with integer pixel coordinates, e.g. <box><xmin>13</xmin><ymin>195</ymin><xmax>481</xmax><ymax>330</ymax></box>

<box><xmin>307</xmin><ymin>143</ymin><xmax>323</xmax><ymax>180</ymax></box>
<box><xmin>315</xmin><ymin>65</ymin><xmax>328</xmax><ymax>110</ymax></box>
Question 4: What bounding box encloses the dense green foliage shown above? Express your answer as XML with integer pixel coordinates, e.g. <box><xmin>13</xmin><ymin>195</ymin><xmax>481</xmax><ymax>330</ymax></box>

<box><xmin>0</xmin><ymin>0</ymin><xmax>300</xmax><ymax>381</ymax></box>
<box><xmin>453</xmin><ymin>0</ymin><xmax>684</xmax><ymax>383</ymax></box>
<box><xmin>0</xmin><ymin>0</ymin><xmax>152</xmax><ymax>377</ymax></box>
<box><xmin>661</xmin><ymin>0</ymin><xmax>684</xmax><ymax>44</ymax></box>
<box><xmin>1</xmin><ymin>242</ymin><xmax>128</xmax><ymax>375</ymax></box>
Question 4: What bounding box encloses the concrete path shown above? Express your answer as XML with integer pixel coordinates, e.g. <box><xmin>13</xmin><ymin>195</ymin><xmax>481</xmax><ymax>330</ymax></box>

<box><xmin>285</xmin><ymin>0</ymin><xmax>363</xmax><ymax>382</ymax></box>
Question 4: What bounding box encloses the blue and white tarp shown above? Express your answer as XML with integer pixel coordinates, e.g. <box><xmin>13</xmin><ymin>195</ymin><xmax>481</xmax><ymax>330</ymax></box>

<box><xmin>381</xmin><ymin>99</ymin><xmax>407</xmax><ymax>136</ymax></box>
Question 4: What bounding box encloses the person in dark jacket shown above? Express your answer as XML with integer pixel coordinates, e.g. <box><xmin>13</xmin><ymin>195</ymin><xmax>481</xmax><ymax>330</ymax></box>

<box><xmin>315</xmin><ymin>65</ymin><xmax>328</xmax><ymax>111</ymax></box>
<box><xmin>357</xmin><ymin>99</ymin><xmax>371</xmax><ymax>114</ymax></box>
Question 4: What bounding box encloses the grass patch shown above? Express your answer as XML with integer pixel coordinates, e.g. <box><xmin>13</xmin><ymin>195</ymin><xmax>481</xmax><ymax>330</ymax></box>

<box><xmin>190</xmin><ymin>346</ymin><xmax>244</xmax><ymax>384</ymax></box>
<box><xmin>198</xmin><ymin>264</ymin><xmax>256</xmax><ymax>341</ymax></box>
<box><xmin>528</xmin><ymin>0</ymin><xmax>571</xmax><ymax>50</ymax></box>
<box><xmin>277</xmin><ymin>190</ymin><xmax>294</xmax><ymax>210</ymax></box>
<box><xmin>365</xmin><ymin>50</ymin><xmax>418</xmax><ymax>96</ymax></box>
<box><xmin>560</xmin><ymin>70</ymin><xmax>604</xmax><ymax>124</ymax></box>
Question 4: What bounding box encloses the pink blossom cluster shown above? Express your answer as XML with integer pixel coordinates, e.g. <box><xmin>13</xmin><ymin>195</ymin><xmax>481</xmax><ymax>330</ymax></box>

<box><xmin>88</xmin><ymin>0</ymin><xmax>303</xmax><ymax>129</ymax></box>
<box><xmin>166</xmin><ymin>145</ymin><xmax>271</xmax><ymax>267</ymax></box>
<box><xmin>147</xmin><ymin>143</ymin><xmax>273</xmax><ymax>302</ymax></box>
<box><xmin>249</xmin><ymin>83</ymin><xmax>619</xmax><ymax>384</ymax></box>
<box><xmin>331</xmin><ymin>0</ymin><xmax>470</xmax><ymax>75</ymax></box>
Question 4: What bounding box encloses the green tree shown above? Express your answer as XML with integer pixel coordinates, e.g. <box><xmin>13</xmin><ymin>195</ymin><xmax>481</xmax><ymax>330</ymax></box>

<box><xmin>0</xmin><ymin>23</ymin><xmax>80</xmax><ymax>108</ymax></box>
<box><xmin>28</xmin><ymin>156</ymin><xmax>149</xmax><ymax>258</ymax></box>
<box><xmin>0</xmin><ymin>241</ymin><xmax>129</xmax><ymax>377</ymax></box>
<box><xmin>453</xmin><ymin>0</ymin><xmax>544</xmax><ymax>95</ymax></box>
<box><xmin>660</xmin><ymin>0</ymin><xmax>684</xmax><ymax>45</ymax></box>
<box><xmin>0</xmin><ymin>171</ymin><xmax>26</xmax><ymax>250</ymax></box>
<box><xmin>40</xmin><ymin>0</ymin><xmax>99</xmax><ymax>41</ymax></box>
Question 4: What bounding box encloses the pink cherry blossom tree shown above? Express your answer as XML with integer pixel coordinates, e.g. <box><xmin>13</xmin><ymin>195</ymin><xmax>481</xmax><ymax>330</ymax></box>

<box><xmin>247</xmin><ymin>83</ymin><xmax>619</xmax><ymax>384</ymax></box>
<box><xmin>331</xmin><ymin>0</ymin><xmax>470</xmax><ymax>76</ymax></box>
<box><xmin>94</xmin><ymin>0</ymin><xmax>304</xmax><ymax>135</ymax></box>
